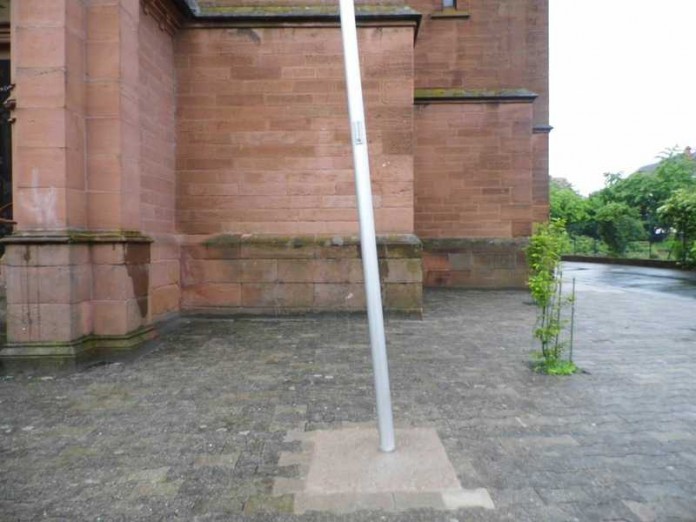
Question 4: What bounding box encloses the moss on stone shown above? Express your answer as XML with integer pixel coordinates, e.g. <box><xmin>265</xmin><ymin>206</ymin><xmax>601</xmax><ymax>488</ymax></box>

<box><xmin>414</xmin><ymin>88</ymin><xmax>538</xmax><ymax>101</ymax></box>
<box><xmin>66</xmin><ymin>230</ymin><xmax>152</xmax><ymax>244</ymax></box>
<box><xmin>198</xmin><ymin>5</ymin><xmax>419</xmax><ymax>17</ymax></box>
<box><xmin>430</xmin><ymin>8</ymin><xmax>470</xmax><ymax>19</ymax></box>
<box><xmin>242</xmin><ymin>494</ymin><xmax>294</xmax><ymax>514</ymax></box>
<box><xmin>423</xmin><ymin>238</ymin><xmax>529</xmax><ymax>251</ymax></box>
<box><xmin>203</xmin><ymin>234</ymin><xmax>242</xmax><ymax>248</ymax></box>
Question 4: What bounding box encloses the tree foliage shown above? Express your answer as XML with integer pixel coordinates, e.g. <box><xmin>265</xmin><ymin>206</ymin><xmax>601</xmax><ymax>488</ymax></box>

<box><xmin>658</xmin><ymin>188</ymin><xmax>696</xmax><ymax>265</ymax></box>
<box><xmin>595</xmin><ymin>202</ymin><xmax>646</xmax><ymax>255</ymax></box>
<box><xmin>549</xmin><ymin>179</ymin><xmax>589</xmax><ymax>235</ymax></box>
<box><xmin>598</xmin><ymin>149</ymin><xmax>696</xmax><ymax>239</ymax></box>
<box><xmin>550</xmin><ymin>147</ymin><xmax>696</xmax><ymax>260</ymax></box>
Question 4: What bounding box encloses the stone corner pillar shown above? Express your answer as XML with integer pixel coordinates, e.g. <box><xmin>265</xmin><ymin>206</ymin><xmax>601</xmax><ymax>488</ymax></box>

<box><xmin>1</xmin><ymin>232</ymin><xmax>156</xmax><ymax>364</ymax></box>
<box><xmin>1</xmin><ymin>0</ymin><xmax>160</xmax><ymax>365</ymax></box>
<box><xmin>2</xmin><ymin>234</ymin><xmax>92</xmax><ymax>360</ymax></box>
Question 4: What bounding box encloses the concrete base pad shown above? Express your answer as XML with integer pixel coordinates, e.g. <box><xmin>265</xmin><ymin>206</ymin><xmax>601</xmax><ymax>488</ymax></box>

<box><xmin>274</xmin><ymin>426</ymin><xmax>494</xmax><ymax>514</ymax></box>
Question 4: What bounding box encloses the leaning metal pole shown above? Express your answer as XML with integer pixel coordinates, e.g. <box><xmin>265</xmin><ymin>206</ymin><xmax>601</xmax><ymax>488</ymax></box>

<box><xmin>338</xmin><ymin>0</ymin><xmax>396</xmax><ymax>452</ymax></box>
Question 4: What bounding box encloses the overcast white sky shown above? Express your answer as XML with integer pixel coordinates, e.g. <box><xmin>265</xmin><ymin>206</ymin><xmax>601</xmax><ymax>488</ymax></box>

<box><xmin>549</xmin><ymin>0</ymin><xmax>696</xmax><ymax>195</ymax></box>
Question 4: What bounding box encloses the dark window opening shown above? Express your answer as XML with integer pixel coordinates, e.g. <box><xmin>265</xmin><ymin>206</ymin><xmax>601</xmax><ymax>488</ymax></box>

<box><xmin>0</xmin><ymin>58</ymin><xmax>13</xmax><ymax>249</ymax></box>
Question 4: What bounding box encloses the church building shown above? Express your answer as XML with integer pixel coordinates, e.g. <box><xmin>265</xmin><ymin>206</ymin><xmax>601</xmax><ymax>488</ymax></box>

<box><xmin>0</xmin><ymin>0</ymin><xmax>549</xmax><ymax>362</ymax></box>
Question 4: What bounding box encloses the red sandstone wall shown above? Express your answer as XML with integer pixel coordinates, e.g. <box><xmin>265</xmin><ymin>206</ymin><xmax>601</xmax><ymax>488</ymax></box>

<box><xmin>139</xmin><ymin>13</ymin><xmax>176</xmax><ymax>235</ymax></box>
<box><xmin>532</xmin><ymin>132</ymin><xmax>549</xmax><ymax>223</ymax></box>
<box><xmin>411</xmin><ymin>0</ymin><xmax>549</xmax><ymax>126</ymax></box>
<box><xmin>86</xmin><ymin>0</ymin><xmax>143</xmax><ymax>232</ymax></box>
<box><xmin>412</xmin><ymin>0</ymin><xmax>549</xmax><ymax>241</ymax></box>
<box><xmin>13</xmin><ymin>0</ymin><xmax>87</xmax><ymax>231</ymax></box>
<box><xmin>414</xmin><ymin>102</ymin><xmax>534</xmax><ymax>239</ymax></box>
<box><xmin>139</xmin><ymin>8</ymin><xmax>181</xmax><ymax>321</ymax></box>
<box><xmin>175</xmin><ymin>26</ymin><xmax>414</xmax><ymax>236</ymax></box>
<box><xmin>8</xmin><ymin>0</ymin><xmax>93</xmax><ymax>344</ymax></box>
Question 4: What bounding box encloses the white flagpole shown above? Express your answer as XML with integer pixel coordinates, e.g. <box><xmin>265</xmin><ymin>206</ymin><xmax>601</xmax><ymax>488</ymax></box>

<box><xmin>338</xmin><ymin>0</ymin><xmax>396</xmax><ymax>452</ymax></box>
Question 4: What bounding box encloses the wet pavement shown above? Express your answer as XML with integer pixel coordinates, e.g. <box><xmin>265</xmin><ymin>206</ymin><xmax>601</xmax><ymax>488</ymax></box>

<box><xmin>565</xmin><ymin>261</ymin><xmax>696</xmax><ymax>300</ymax></box>
<box><xmin>1</xmin><ymin>267</ymin><xmax>696</xmax><ymax>521</ymax></box>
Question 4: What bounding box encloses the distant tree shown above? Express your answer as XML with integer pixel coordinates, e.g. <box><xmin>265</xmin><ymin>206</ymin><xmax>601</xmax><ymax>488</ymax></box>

<box><xmin>551</xmin><ymin>177</ymin><xmax>575</xmax><ymax>190</ymax></box>
<box><xmin>549</xmin><ymin>179</ymin><xmax>589</xmax><ymax>236</ymax></box>
<box><xmin>595</xmin><ymin>202</ymin><xmax>646</xmax><ymax>255</ymax></box>
<box><xmin>595</xmin><ymin>148</ymin><xmax>696</xmax><ymax>241</ymax></box>
<box><xmin>658</xmin><ymin>188</ymin><xmax>696</xmax><ymax>265</ymax></box>
<box><xmin>600</xmin><ymin>172</ymin><xmax>663</xmax><ymax>239</ymax></box>
<box><xmin>654</xmin><ymin>147</ymin><xmax>696</xmax><ymax>187</ymax></box>
<box><xmin>551</xmin><ymin>147</ymin><xmax>696</xmax><ymax>258</ymax></box>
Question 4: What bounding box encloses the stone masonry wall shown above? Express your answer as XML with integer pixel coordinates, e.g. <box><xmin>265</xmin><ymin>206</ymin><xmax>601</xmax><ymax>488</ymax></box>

<box><xmin>13</xmin><ymin>0</ymin><xmax>87</xmax><ymax>231</ymax></box>
<box><xmin>5</xmin><ymin>0</ymin><xmax>93</xmax><ymax>353</ymax></box>
<box><xmin>85</xmin><ymin>0</ymin><xmax>150</xmax><ymax>340</ymax></box>
<box><xmin>194</xmin><ymin>0</ymin><xmax>549</xmax><ymax>129</ymax></box>
<box><xmin>411</xmin><ymin>0</ymin><xmax>549</xmax><ymax>126</ymax></box>
<box><xmin>415</xmin><ymin>102</ymin><xmax>534</xmax><ymax>239</ymax></box>
<box><xmin>410</xmin><ymin>0</ymin><xmax>547</xmax><ymax>289</ymax></box>
<box><xmin>139</xmin><ymin>7</ymin><xmax>180</xmax><ymax>321</ymax></box>
<box><xmin>175</xmin><ymin>26</ymin><xmax>414</xmax><ymax>236</ymax></box>
<box><xmin>180</xmin><ymin>235</ymin><xmax>422</xmax><ymax>315</ymax></box>
<box><xmin>415</xmin><ymin>101</ymin><xmax>534</xmax><ymax>288</ymax></box>
<box><xmin>2</xmin><ymin>0</ymin><xmax>550</xmax><ymax>357</ymax></box>
<box><xmin>532</xmin><ymin>132</ymin><xmax>549</xmax><ymax>223</ymax></box>
<box><xmin>422</xmin><ymin>238</ymin><xmax>528</xmax><ymax>288</ymax></box>
<box><xmin>4</xmin><ymin>0</ymin><xmax>169</xmax><ymax>359</ymax></box>
<box><xmin>139</xmin><ymin>11</ymin><xmax>176</xmax><ymax>236</ymax></box>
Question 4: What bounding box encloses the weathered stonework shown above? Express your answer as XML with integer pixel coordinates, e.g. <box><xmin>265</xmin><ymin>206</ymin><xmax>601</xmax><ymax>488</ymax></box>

<box><xmin>1</xmin><ymin>232</ymin><xmax>155</xmax><ymax>361</ymax></box>
<box><xmin>422</xmin><ymin>238</ymin><xmax>528</xmax><ymax>288</ymax></box>
<box><xmin>175</xmin><ymin>23</ymin><xmax>416</xmax><ymax>236</ymax></box>
<box><xmin>1</xmin><ymin>0</ymin><xmax>548</xmax><ymax>361</ymax></box>
<box><xmin>181</xmin><ymin>234</ymin><xmax>423</xmax><ymax>315</ymax></box>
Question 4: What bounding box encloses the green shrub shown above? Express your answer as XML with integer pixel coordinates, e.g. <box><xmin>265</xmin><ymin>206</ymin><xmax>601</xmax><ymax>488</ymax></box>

<box><xmin>526</xmin><ymin>220</ymin><xmax>578</xmax><ymax>375</ymax></box>
<box><xmin>566</xmin><ymin>235</ymin><xmax>609</xmax><ymax>256</ymax></box>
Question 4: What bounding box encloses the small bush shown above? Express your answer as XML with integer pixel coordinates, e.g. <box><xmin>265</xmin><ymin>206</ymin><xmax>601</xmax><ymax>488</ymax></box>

<box><xmin>565</xmin><ymin>235</ymin><xmax>609</xmax><ymax>256</ymax></box>
<box><xmin>526</xmin><ymin>220</ymin><xmax>578</xmax><ymax>375</ymax></box>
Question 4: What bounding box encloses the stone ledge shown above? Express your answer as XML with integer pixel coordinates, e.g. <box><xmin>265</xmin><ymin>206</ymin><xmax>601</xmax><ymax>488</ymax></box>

<box><xmin>187</xmin><ymin>234</ymin><xmax>422</xmax><ymax>260</ymax></box>
<box><xmin>0</xmin><ymin>326</ymin><xmax>157</xmax><ymax>362</ymax></box>
<box><xmin>415</xmin><ymin>88</ymin><xmax>538</xmax><ymax>104</ymax></box>
<box><xmin>430</xmin><ymin>9</ymin><xmax>471</xmax><ymax>19</ymax></box>
<box><xmin>533</xmin><ymin>124</ymin><xmax>554</xmax><ymax>134</ymax></box>
<box><xmin>1</xmin><ymin>231</ymin><xmax>153</xmax><ymax>245</ymax></box>
<box><xmin>423</xmin><ymin>237</ymin><xmax>529</xmax><ymax>252</ymax></box>
<box><xmin>182</xmin><ymin>5</ymin><xmax>422</xmax><ymax>32</ymax></box>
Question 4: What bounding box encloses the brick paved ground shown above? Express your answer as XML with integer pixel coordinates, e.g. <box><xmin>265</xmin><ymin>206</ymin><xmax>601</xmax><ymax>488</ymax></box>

<box><xmin>1</xmin><ymin>265</ymin><xmax>695</xmax><ymax>521</ymax></box>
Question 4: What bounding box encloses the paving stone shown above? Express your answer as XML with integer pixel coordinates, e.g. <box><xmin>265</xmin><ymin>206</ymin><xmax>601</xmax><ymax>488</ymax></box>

<box><xmin>273</xmin><ymin>426</ymin><xmax>492</xmax><ymax>514</ymax></box>
<box><xmin>393</xmin><ymin>491</ymin><xmax>447</xmax><ymax>510</ymax></box>
<box><xmin>623</xmin><ymin>500</ymin><xmax>658</xmax><ymax>522</ymax></box>
<box><xmin>194</xmin><ymin>453</ymin><xmax>241</xmax><ymax>469</ymax></box>
<box><xmin>442</xmin><ymin>488</ymin><xmax>495</xmax><ymax>510</ymax></box>
<box><xmin>0</xmin><ymin>266</ymin><xmax>695</xmax><ymax>520</ymax></box>
<box><xmin>294</xmin><ymin>492</ymin><xmax>395</xmax><ymax>514</ymax></box>
<box><xmin>272</xmin><ymin>477</ymin><xmax>305</xmax><ymax>496</ymax></box>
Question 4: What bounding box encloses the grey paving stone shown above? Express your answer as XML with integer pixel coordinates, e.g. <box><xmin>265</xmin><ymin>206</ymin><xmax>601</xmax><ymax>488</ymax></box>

<box><xmin>0</xmin><ymin>266</ymin><xmax>695</xmax><ymax>520</ymax></box>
